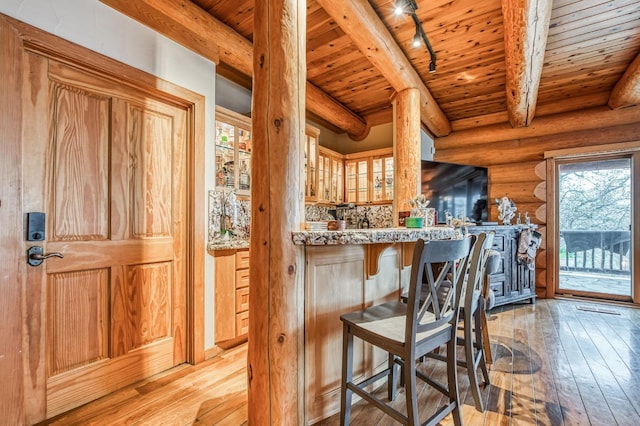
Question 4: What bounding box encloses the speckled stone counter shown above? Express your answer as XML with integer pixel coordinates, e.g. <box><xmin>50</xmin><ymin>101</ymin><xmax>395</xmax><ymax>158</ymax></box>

<box><xmin>207</xmin><ymin>239</ymin><xmax>249</xmax><ymax>251</ymax></box>
<box><xmin>291</xmin><ymin>226</ymin><xmax>455</xmax><ymax>246</ymax></box>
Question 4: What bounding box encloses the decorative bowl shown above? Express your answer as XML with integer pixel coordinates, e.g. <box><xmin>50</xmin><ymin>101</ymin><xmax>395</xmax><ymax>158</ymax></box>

<box><xmin>405</xmin><ymin>217</ymin><xmax>424</xmax><ymax>228</ymax></box>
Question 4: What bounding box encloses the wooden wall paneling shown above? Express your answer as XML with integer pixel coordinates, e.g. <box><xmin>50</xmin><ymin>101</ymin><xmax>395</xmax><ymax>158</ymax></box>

<box><xmin>435</xmin><ymin>121</ymin><xmax>640</xmax><ymax>166</ymax></box>
<box><xmin>489</xmin><ymin>160</ymin><xmax>546</xmax><ymax>181</ymax></box>
<box><xmin>535</xmin><ymin>92</ymin><xmax>610</xmax><ymax>117</ymax></box>
<box><xmin>249</xmin><ymin>0</ymin><xmax>306</xmax><ymax>423</ymax></box>
<box><xmin>488</xmin><ymin>181</ymin><xmax>546</xmax><ymax>205</ymax></box>
<box><xmin>0</xmin><ymin>14</ymin><xmax>25</xmax><ymax>425</ymax></box>
<box><xmin>304</xmin><ymin>245</ymin><xmax>367</xmax><ymax>424</ymax></box>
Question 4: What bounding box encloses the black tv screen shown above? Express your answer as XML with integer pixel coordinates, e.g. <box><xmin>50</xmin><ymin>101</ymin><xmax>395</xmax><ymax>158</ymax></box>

<box><xmin>421</xmin><ymin>160</ymin><xmax>489</xmax><ymax>224</ymax></box>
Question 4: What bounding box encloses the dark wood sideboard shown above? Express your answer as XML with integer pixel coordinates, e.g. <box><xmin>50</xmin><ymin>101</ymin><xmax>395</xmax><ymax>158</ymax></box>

<box><xmin>468</xmin><ymin>225</ymin><xmax>537</xmax><ymax>307</ymax></box>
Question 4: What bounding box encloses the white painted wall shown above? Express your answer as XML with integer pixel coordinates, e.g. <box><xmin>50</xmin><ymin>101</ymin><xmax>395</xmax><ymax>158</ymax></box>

<box><xmin>0</xmin><ymin>0</ymin><xmax>218</xmax><ymax>349</ymax></box>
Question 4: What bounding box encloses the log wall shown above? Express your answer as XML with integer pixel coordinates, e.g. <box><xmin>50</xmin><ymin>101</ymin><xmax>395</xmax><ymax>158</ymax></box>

<box><xmin>435</xmin><ymin>116</ymin><xmax>640</xmax><ymax>298</ymax></box>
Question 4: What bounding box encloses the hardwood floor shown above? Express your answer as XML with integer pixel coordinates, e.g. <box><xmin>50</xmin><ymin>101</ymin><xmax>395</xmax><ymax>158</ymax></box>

<box><xmin>40</xmin><ymin>299</ymin><xmax>640</xmax><ymax>425</ymax></box>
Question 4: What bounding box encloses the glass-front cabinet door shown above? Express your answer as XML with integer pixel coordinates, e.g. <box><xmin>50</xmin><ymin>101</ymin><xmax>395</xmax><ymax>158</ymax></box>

<box><xmin>345</xmin><ymin>159</ymin><xmax>368</xmax><ymax>204</ymax></box>
<box><xmin>304</xmin><ymin>125</ymin><xmax>319</xmax><ymax>202</ymax></box>
<box><xmin>357</xmin><ymin>159</ymin><xmax>368</xmax><ymax>203</ymax></box>
<box><xmin>372</xmin><ymin>155</ymin><xmax>394</xmax><ymax>202</ymax></box>
<box><xmin>215</xmin><ymin>106</ymin><xmax>252</xmax><ymax>195</ymax></box>
<box><xmin>345</xmin><ymin>148</ymin><xmax>393</xmax><ymax>204</ymax></box>
<box><xmin>318</xmin><ymin>146</ymin><xmax>344</xmax><ymax>204</ymax></box>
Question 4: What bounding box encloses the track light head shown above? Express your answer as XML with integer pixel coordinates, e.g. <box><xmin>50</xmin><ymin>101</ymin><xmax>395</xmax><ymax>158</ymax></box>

<box><xmin>412</xmin><ymin>31</ymin><xmax>421</xmax><ymax>48</ymax></box>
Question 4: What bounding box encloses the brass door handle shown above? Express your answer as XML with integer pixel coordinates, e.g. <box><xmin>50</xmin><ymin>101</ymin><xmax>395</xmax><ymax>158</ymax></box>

<box><xmin>27</xmin><ymin>246</ymin><xmax>64</xmax><ymax>267</ymax></box>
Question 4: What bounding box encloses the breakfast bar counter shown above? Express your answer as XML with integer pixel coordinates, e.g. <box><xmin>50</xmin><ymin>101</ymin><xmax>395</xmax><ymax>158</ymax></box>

<box><xmin>291</xmin><ymin>226</ymin><xmax>455</xmax><ymax>246</ymax></box>
<box><xmin>293</xmin><ymin>226</ymin><xmax>455</xmax><ymax>423</ymax></box>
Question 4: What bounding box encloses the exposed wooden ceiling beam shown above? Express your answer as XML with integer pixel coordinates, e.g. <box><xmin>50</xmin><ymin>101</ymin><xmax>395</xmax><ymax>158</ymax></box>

<box><xmin>501</xmin><ymin>0</ymin><xmax>553</xmax><ymax>128</ymax></box>
<box><xmin>609</xmin><ymin>52</ymin><xmax>640</xmax><ymax>109</ymax></box>
<box><xmin>315</xmin><ymin>0</ymin><xmax>451</xmax><ymax>137</ymax></box>
<box><xmin>436</xmin><ymin>105</ymin><xmax>640</xmax><ymax>148</ymax></box>
<box><xmin>100</xmin><ymin>0</ymin><xmax>368</xmax><ymax>138</ymax></box>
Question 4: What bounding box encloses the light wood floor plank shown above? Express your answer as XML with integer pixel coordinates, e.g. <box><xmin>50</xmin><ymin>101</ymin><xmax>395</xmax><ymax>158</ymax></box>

<box><xmin>38</xmin><ymin>300</ymin><xmax>640</xmax><ymax>426</ymax></box>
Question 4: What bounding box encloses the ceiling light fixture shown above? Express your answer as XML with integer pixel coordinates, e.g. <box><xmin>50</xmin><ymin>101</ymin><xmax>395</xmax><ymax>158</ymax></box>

<box><xmin>394</xmin><ymin>0</ymin><xmax>437</xmax><ymax>73</ymax></box>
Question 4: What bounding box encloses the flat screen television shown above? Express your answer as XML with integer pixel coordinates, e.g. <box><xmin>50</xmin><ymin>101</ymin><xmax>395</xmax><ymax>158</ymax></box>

<box><xmin>421</xmin><ymin>160</ymin><xmax>489</xmax><ymax>224</ymax></box>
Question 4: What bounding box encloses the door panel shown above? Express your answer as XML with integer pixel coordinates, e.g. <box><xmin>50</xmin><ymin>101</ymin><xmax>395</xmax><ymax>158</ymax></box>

<box><xmin>50</xmin><ymin>83</ymin><xmax>110</xmax><ymax>241</ymax></box>
<box><xmin>24</xmin><ymin>54</ymin><xmax>188</xmax><ymax>418</ymax></box>
<box><xmin>48</xmin><ymin>269</ymin><xmax>110</xmax><ymax>377</ymax></box>
<box><xmin>113</xmin><ymin>262</ymin><xmax>172</xmax><ymax>356</ymax></box>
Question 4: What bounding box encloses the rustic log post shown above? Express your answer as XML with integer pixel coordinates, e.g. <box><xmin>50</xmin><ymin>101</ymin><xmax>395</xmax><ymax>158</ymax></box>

<box><xmin>248</xmin><ymin>0</ymin><xmax>305</xmax><ymax>424</ymax></box>
<box><xmin>393</xmin><ymin>88</ymin><xmax>421</xmax><ymax>226</ymax></box>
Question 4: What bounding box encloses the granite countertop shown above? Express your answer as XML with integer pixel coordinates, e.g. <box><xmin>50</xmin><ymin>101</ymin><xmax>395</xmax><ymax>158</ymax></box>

<box><xmin>291</xmin><ymin>227</ymin><xmax>455</xmax><ymax>246</ymax></box>
<box><xmin>207</xmin><ymin>224</ymin><xmax>538</xmax><ymax>250</ymax></box>
<box><xmin>208</xmin><ymin>238</ymin><xmax>250</xmax><ymax>251</ymax></box>
<box><xmin>208</xmin><ymin>227</ymin><xmax>456</xmax><ymax>250</ymax></box>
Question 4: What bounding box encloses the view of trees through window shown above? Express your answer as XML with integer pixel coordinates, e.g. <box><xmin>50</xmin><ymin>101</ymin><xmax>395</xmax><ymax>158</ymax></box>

<box><xmin>559</xmin><ymin>159</ymin><xmax>631</xmax><ymax>231</ymax></box>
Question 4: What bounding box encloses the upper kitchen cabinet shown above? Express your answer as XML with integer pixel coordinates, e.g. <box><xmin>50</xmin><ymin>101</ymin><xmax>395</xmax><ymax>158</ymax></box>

<box><xmin>345</xmin><ymin>148</ymin><xmax>394</xmax><ymax>204</ymax></box>
<box><xmin>304</xmin><ymin>124</ymin><xmax>320</xmax><ymax>203</ymax></box>
<box><xmin>215</xmin><ymin>106</ymin><xmax>252</xmax><ymax>196</ymax></box>
<box><xmin>317</xmin><ymin>146</ymin><xmax>344</xmax><ymax>205</ymax></box>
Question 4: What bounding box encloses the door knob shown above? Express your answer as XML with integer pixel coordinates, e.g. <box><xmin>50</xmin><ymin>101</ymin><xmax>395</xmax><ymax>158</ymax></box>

<box><xmin>27</xmin><ymin>246</ymin><xmax>64</xmax><ymax>267</ymax></box>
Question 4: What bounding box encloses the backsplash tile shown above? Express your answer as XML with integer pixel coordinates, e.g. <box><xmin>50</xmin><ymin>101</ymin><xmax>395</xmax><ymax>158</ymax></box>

<box><xmin>208</xmin><ymin>192</ymin><xmax>395</xmax><ymax>248</ymax></box>
<box><xmin>208</xmin><ymin>190</ymin><xmax>251</xmax><ymax>245</ymax></box>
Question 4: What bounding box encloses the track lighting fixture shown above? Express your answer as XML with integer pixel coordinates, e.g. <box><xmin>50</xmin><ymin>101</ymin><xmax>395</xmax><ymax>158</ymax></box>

<box><xmin>394</xmin><ymin>0</ymin><xmax>437</xmax><ymax>73</ymax></box>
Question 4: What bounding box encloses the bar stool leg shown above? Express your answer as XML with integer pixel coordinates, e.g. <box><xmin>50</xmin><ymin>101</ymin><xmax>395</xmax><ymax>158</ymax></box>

<box><xmin>340</xmin><ymin>323</ymin><xmax>354</xmax><ymax>425</ymax></box>
<box><xmin>447</xmin><ymin>336</ymin><xmax>463</xmax><ymax>426</ymax></box>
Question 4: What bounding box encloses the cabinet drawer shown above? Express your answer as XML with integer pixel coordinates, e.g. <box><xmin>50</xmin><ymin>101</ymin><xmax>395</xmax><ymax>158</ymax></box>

<box><xmin>491</xmin><ymin>235</ymin><xmax>505</xmax><ymax>252</ymax></box>
<box><xmin>236</xmin><ymin>287</ymin><xmax>249</xmax><ymax>313</ymax></box>
<box><xmin>236</xmin><ymin>311</ymin><xmax>249</xmax><ymax>336</ymax></box>
<box><xmin>490</xmin><ymin>281</ymin><xmax>505</xmax><ymax>297</ymax></box>
<box><xmin>236</xmin><ymin>250</ymin><xmax>250</xmax><ymax>269</ymax></box>
<box><xmin>236</xmin><ymin>268</ymin><xmax>250</xmax><ymax>289</ymax></box>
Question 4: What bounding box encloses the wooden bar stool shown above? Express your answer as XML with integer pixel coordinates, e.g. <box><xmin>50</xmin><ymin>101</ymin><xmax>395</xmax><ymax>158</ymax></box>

<box><xmin>339</xmin><ymin>236</ymin><xmax>473</xmax><ymax>425</ymax></box>
<box><xmin>426</xmin><ymin>232</ymin><xmax>495</xmax><ymax>412</ymax></box>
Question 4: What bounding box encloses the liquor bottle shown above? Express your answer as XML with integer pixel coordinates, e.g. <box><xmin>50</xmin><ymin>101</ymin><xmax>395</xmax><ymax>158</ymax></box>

<box><xmin>361</xmin><ymin>213</ymin><xmax>370</xmax><ymax>229</ymax></box>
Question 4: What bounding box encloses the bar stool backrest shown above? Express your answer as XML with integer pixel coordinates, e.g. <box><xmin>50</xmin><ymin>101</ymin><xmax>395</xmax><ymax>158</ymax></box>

<box><xmin>464</xmin><ymin>231</ymin><xmax>496</xmax><ymax>313</ymax></box>
<box><xmin>405</xmin><ymin>237</ymin><xmax>473</xmax><ymax>349</ymax></box>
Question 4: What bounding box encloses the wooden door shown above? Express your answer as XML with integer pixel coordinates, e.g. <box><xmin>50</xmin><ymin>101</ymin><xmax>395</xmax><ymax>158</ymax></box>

<box><xmin>23</xmin><ymin>52</ymin><xmax>188</xmax><ymax>419</ymax></box>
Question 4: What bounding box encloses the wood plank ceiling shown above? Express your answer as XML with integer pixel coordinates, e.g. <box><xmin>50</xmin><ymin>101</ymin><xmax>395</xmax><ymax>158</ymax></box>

<box><xmin>107</xmin><ymin>0</ymin><xmax>640</xmax><ymax>139</ymax></box>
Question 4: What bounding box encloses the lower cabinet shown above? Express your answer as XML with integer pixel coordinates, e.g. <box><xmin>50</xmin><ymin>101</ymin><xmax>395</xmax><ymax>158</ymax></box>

<box><xmin>468</xmin><ymin>225</ymin><xmax>536</xmax><ymax>307</ymax></box>
<box><xmin>303</xmin><ymin>244</ymin><xmax>405</xmax><ymax>423</ymax></box>
<box><xmin>214</xmin><ymin>249</ymin><xmax>250</xmax><ymax>345</ymax></box>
